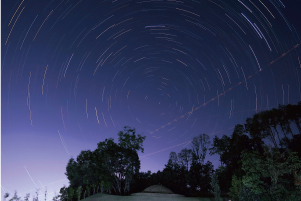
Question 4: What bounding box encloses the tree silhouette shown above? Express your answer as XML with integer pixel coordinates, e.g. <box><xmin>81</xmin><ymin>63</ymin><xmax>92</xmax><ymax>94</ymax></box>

<box><xmin>178</xmin><ymin>148</ymin><xmax>193</xmax><ymax>171</ymax></box>
<box><xmin>61</xmin><ymin>126</ymin><xmax>146</xmax><ymax>198</ymax></box>
<box><xmin>192</xmin><ymin>134</ymin><xmax>210</xmax><ymax>165</ymax></box>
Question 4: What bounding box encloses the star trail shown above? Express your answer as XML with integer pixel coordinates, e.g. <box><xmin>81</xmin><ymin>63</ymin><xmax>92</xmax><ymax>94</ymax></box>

<box><xmin>2</xmin><ymin>0</ymin><xmax>301</xmax><ymax>200</ymax></box>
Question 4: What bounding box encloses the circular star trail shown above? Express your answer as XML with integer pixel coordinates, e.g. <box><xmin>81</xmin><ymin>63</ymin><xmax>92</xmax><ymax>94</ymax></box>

<box><xmin>2</xmin><ymin>0</ymin><xmax>301</xmax><ymax>199</ymax></box>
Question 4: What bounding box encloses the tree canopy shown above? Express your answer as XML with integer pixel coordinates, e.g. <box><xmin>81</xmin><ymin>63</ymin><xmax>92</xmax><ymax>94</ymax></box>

<box><xmin>62</xmin><ymin>126</ymin><xmax>146</xmax><ymax>200</ymax></box>
<box><xmin>53</xmin><ymin>102</ymin><xmax>301</xmax><ymax>201</ymax></box>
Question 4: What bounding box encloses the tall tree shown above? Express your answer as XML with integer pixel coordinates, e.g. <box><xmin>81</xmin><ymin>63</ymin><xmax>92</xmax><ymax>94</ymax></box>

<box><xmin>178</xmin><ymin>148</ymin><xmax>193</xmax><ymax>170</ymax></box>
<box><xmin>209</xmin><ymin>124</ymin><xmax>264</xmax><ymax>194</ymax></box>
<box><xmin>209</xmin><ymin>172</ymin><xmax>222</xmax><ymax>201</ymax></box>
<box><xmin>191</xmin><ymin>134</ymin><xmax>210</xmax><ymax>165</ymax></box>
<box><xmin>76</xmin><ymin>150</ymin><xmax>99</xmax><ymax>188</ymax></box>
<box><xmin>199</xmin><ymin>161</ymin><xmax>214</xmax><ymax>193</ymax></box>
<box><xmin>65</xmin><ymin>158</ymin><xmax>83</xmax><ymax>189</ymax></box>
<box><xmin>63</xmin><ymin>127</ymin><xmax>145</xmax><ymax>197</ymax></box>
<box><xmin>165</xmin><ymin>151</ymin><xmax>179</xmax><ymax>171</ymax></box>
<box><xmin>209</xmin><ymin>135</ymin><xmax>231</xmax><ymax>167</ymax></box>
<box><xmin>96</xmin><ymin>126</ymin><xmax>145</xmax><ymax>195</ymax></box>
<box><xmin>188</xmin><ymin>160</ymin><xmax>214</xmax><ymax>195</ymax></box>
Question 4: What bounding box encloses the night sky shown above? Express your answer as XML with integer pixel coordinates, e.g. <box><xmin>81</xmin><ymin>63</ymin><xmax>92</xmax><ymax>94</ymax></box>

<box><xmin>2</xmin><ymin>0</ymin><xmax>301</xmax><ymax>200</ymax></box>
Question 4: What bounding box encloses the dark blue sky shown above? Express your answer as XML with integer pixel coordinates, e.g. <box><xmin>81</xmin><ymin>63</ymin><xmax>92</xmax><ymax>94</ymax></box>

<box><xmin>2</xmin><ymin>0</ymin><xmax>301</xmax><ymax>200</ymax></box>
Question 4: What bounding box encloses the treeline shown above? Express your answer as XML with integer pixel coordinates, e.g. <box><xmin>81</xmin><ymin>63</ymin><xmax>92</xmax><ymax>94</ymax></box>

<box><xmin>55</xmin><ymin>102</ymin><xmax>301</xmax><ymax>201</ymax></box>
<box><xmin>6</xmin><ymin>103</ymin><xmax>300</xmax><ymax>201</ymax></box>
<box><xmin>148</xmin><ymin>102</ymin><xmax>301</xmax><ymax>200</ymax></box>
<box><xmin>129</xmin><ymin>133</ymin><xmax>214</xmax><ymax>197</ymax></box>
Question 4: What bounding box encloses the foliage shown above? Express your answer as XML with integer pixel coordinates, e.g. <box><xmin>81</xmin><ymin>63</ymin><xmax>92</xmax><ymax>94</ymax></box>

<box><xmin>4</xmin><ymin>192</ymin><xmax>31</xmax><ymax>201</ymax></box>
<box><xmin>97</xmin><ymin>138</ymin><xmax>140</xmax><ymax>195</ymax></box>
<box><xmin>9</xmin><ymin>103</ymin><xmax>301</xmax><ymax>201</ymax></box>
<box><xmin>65</xmin><ymin>158</ymin><xmax>83</xmax><ymax>189</ymax></box>
<box><xmin>238</xmin><ymin>183</ymin><xmax>261</xmax><ymax>201</ymax></box>
<box><xmin>228</xmin><ymin>174</ymin><xmax>261</xmax><ymax>201</ymax></box>
<box><xmin>165</xmin><ymin>151</ymin><xmax>180</xmax><ymax>171</ymax></box>
<box><xmin>59</xmin><ymin>186</ymin><xmax>68</xmax><ymax>201</ymax></box>
<box><xmin>8</xmin><ymin>191</ymin><xmax>21</xmax><ymax>201</ymax></box>
<box><xmin>24</xmin><ymin>193</ymin><xmax>30</xmax><ymax>201</ymax></box>
<box><xmin>241</xmin><ymin>144</ymin><xmax>301</xmax><ymax>200</ymax></box>
<box><xmin>76</xmin><ymin>186</ymin><xmax>82</xmax><ymax>201</ymax></box>
<box><xmin>159</xmin><ymin>133</ymin><xmax>213</xmax><ymax>196</ymax></box>
<box><xmin>208</xmin><ymin>173</ymin><xmax>222</xmax><ymax>201</ymax></box>
<box><xmin>68</xmin><ymin>187</ymin><xmax>75</xmax><ymax>201</ymax></box>
<box><xmin>4</xmin><ymin>193</ymin><xmax>10</xmax><ymax>201</ymax></box>
<box><xmin>178</xmin><ymin>148</ymin><xmax>193</xmax><ymax>171</ymax></box>
<box><xmin>60</xmin><ymin>126</ymin><xmax>146</xmax><ymax>199</ymax></box>
<box><xmin>209</xmin><ymin>135</ymin><xmax>231</xmax><ymax>166</ymax></box>
<box><xmin>187</xmin><ymin>161</ymin><xmax>214</xmax><ymax>196</ymax></box>
<box><xmin>228</xmin><ymin>174</ymin><xmax>242</xmax><ymax>201</ymax></box>
<box><xmin>162</xmin><ymin>163</ymin><xmax>188</xmax><ymax>195</ymax></box>
<box><xmin>280</xmin><ymin>133</ymin><xmax>301</xmax><ymax>159</ymax></box>
<box><xmin>7</xmin><ymin>102</ymin><xmax>301</xmax><ymax>201</ymax></box>
<box><xmin>209</xmin><ymin>124</ymin><xmax>262</xmax><ymax>180</ymax></box>
<box><xmin>117</xmin><ymin>126</ymin><xmax>146</xmax><ymax>153</ymax></box>
<box><xmin>191</xmin><ymin>134</ymin><xmax>210</xmax><ymax>165</ymax></box>
<box><xmin>86</xmin><ymin>186</ymin><xmax>90</xmax><ymax>197</ymax></box>
<box><xmin>208</xmin><ymin>103</ymin><xmax>301</xmax><ymax>195</ymax></box>
<box><xmin>52</xmin><ymin>193</ymin><xmax>60</xmax><ymax>201</ymax></box>
<box><xmin>245</xmin><ymin>102</ymin><xmax>301</xmax><ymax>150</ymax></box>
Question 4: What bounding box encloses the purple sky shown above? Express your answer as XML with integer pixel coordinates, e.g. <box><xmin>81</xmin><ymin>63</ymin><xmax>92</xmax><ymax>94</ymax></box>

<box><xmin>2</xmin><ymin>0</ymin><xmax>301</xmax><ymax>201</ymax></box>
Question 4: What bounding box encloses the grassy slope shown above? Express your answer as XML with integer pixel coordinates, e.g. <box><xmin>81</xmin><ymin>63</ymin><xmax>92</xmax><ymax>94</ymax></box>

<box><xmin>80</xmin><ymin>193</ymin><xmax>232</xmax><ymax>201</ymax></box>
